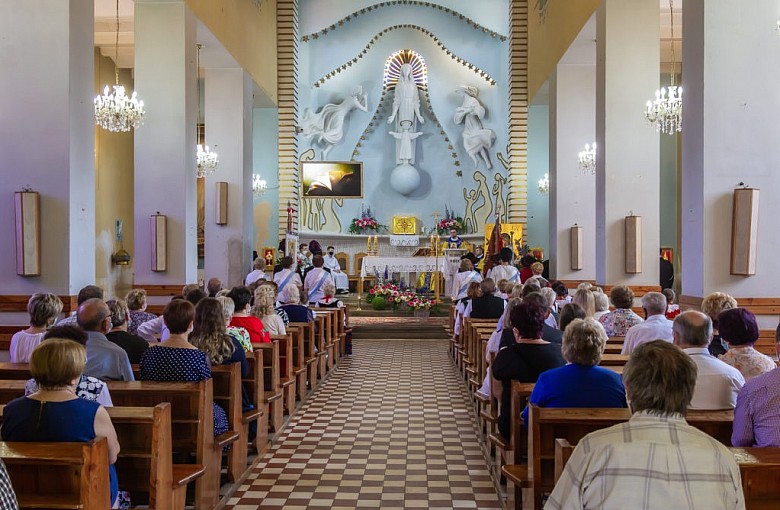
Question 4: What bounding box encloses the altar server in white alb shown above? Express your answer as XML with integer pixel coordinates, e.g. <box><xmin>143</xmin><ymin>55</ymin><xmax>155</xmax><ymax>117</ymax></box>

<box><xmin>489</xmin><ymin>248</ymin><xmax>520</xmax><ymax>285</ymax></box>
<box><xmin>304</xmin><ymin>255</ymin><xmax>336</xmax><ymax>305</ymax></box>
<box><xmin>451</xmin><ymin>258</ymin><xmax>482</xmax><ymax>303</ymax></box>
<box><xmin>323</xmin><ymin>246</ymin><xmax>350</xmax><ymax>294</ymax></box>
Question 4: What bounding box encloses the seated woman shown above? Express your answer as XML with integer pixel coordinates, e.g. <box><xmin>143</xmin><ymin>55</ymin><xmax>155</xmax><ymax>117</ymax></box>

<box><xmin>278</xmin><ymin>285</ymin><xmax>314</xmax><ymax>324</ymax></box>
<box><xmin>25</xmin><ymin>326</ymin><xmax>113</xmax><ymax>406</ymax></box>
<box><xmin>558</xmin><ymin>303</ymin><xmax>586</xmax><ymax>333</ymax></box>
<box><xmin>139</xmin><ymin>300</ymin><xmax>228</xmax><ymax>437</ymax></box>
<box><xmin>453</xmin><ymin>282</ymin><xmax>481</xmax><ymax>339</ymax></box>
<box><xmin>598</xmin><ymin>285</ymin><xmax>643</xmax><ymax>336</ymax></box>
<box><xmin>701</xmin><ymin>291</ymin><xmax>738</xmax><ymax>357</ymax></box>
<box><xmin>216</xmin><ymin>296</ymin><xmax>252</xmax><ymax>352</ymax></box>
<box><xmin>571</xmin><ymin>288</ymin><xmax>595</xmax><ymax>319</ymax></box>
<box><xmin>492</xmin><ymin>302</ymin><xmax>566</xmax><ymax>440</ymax></box>
<box><xmin>227</xmin><ymin>286</ymin><xmax>267</xmax><ymax>343</ymax></box>
<box><xmin>477</xmin><ymin>298</ymin><xmax>522</xmax><ymax>398</ymax></box>
<box><xmin>315</xmin><ymin>281</ymin><xmax>344</xmax><ymax>310</ymax></box>
<box><xmin>592</xmin><ymin>291</ymin><xmax>610</xmax><ymax>321</ymax></box>
<box><xmin>253</xmin><ymin>286</ymin><xmax>287</xmax><ymax>335</ymax></box>
<box><xmin>522</xmin><ymin>318</ymin><xmax>627</xmax><ymax>425</ymax></box>
<box><xmin>3</xmin><ymin>339</ymin><xmax>121</xmax><ymax>507</ymax></box>
<box><xmin>256</xmin><ymin>280</ymin><xmax>290</xmax><ymax>325</ymax></box>
<box><xmin>125</xmin><ymin>289</ymin><xmax>158</xmax><ymax>335</ymax></box>
<box><xmin>717</xmin><ymin>308</ymin><xmax>775</xmax><ymax>381</ymax></box>
<box><xmin>11</xmin><ymin>292</ymin><xmax>63</xmax><ymax>363</ymax></box>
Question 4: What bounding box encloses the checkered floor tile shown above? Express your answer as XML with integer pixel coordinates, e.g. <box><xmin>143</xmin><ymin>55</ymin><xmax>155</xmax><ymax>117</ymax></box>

<box><xmin>225</xmin><ymin>339</ymin><xmax>501</xmax><ymax>510</ymax></box>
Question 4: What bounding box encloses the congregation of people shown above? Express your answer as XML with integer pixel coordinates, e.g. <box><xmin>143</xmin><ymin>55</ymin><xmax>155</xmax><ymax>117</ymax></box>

<box><xmin>0</xmin><ymin>245</ymin><xmax>348</xmax><ymax>507</ymax></box>
<box><xmin>451</xmin><ymin>245</ymin><xmax>780</xmax><ymax>508</ymax></box>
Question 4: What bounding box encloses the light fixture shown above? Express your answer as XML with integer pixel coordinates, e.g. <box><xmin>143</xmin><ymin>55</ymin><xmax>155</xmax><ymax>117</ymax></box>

<box><xmin>195</xmin><ymin>44</ymin><xmax>218</xmax><ymax>178</ymax></box>
<box><xmin>252</xmin><ymin>175</ymin><xmax>268</xmax><ymax>197</ymax></box>
<box><xmin>95</xmin><ymin>0</ymin><xmax>145</xmax><ymax>132</ymax></box>
<box><xmin>538</xmin><ymin>173</ymin><xmax>550</xmax><ymax>194</ymax></box>
<box><xmin>645</xmin><ymin>0</ymin><xmax>681</xmax><ymax>134</ymax></box>
<box><xmin>578</xmin><ymin>143</ymin><xmax>596</xmax><ymax>175</ymax></box>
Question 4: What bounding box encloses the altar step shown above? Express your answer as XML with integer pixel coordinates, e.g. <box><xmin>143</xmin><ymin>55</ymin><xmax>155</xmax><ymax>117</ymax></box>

<box><xmin>350</xmin><ymin>317</ymin><xmax>448</xmax><ymax>340</ymax></box>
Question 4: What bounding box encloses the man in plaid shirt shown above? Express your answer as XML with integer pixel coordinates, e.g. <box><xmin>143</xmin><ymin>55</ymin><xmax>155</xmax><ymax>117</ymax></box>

<box><xmin>546</xmin><ymin>340</ymin><xmax>744</xmax><ymax>510</ymax></box>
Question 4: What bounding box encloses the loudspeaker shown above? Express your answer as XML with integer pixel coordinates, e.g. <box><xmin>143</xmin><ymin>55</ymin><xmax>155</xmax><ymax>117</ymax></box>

<box><xmin>730</xmin><ymin>188</ymin><xmax>759</xmax><ymax>275</ymax></box>
<box><xmin>625</xmin><ymin>215</ymin><xmax>642</xmax><ymax>274</ymax></box>
<box><xmin>150</xmin><ymin>213</ymin><xmax>167</xmax><ymax>272</ymax></box>
<box><xmin>216</xmin><ymin>182</ymin><xmax>228</xmax><ymax>225</ymax></box>
<box><xmin>570</xmin><ymin>225</ymin><xmax>583</xmax><ymax>271</ymax></box>
<box><xmin>14</xmin><ymin>191</ymin><xmax>41</xmax><ymax>276</ymax></box>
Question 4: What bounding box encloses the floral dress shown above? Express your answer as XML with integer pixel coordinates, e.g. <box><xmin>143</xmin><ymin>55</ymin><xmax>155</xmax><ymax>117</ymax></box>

<box><xmin>719</xmin><ymin>346</ymin><xmax>776</xmax><ymax>381</ymax></box>
<box><xmin>138</xmin><ymin>346</ymin><xmax>228</xmax><ymax>436</ymax></box>
<box><xmin>227</xmin><ymin>326</ymin><xmax>252</xmax><ymax>352</ymax></box>
<box><xmin>598</xmin><ymin>308</ymin><xmax>644</xmax><ymax>337</ymax></box>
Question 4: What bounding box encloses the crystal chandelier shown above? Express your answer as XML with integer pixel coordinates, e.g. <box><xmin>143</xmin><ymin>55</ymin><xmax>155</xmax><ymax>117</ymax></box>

<box><xmin>252</xmin><ymin>175</ymin><xmax>268</xmax><ymax>197</ymax></box>
<box><xmin>538</xmin><ymin>173</ymin><xmax>550</xmax><ymax>194</ymax></box>
<box><xmin>578</xmin><ymin>143</ymin><xmax>597</xmax><ymax>175</ymax></box>
<box><xmin>645</xmin><ymin>0</ymin><xmax>682</xmax><ymax>135</ymax></box>
<box><xmin>195</xmin><ymin>44</ymin><xmax>218</xmax><ymax>178</ymax></box>
<box><xmin>94</xmin><ymin>0</ymin><xmax>145</xmax><ymax>132</ymax></box>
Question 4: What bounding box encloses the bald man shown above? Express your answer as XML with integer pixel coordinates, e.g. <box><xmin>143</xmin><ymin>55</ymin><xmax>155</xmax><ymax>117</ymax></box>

<box><xmin>673</xmin><ymin>311</ymin><xmax>743</xmax><ymax>410</ymax></box>
<box><xmin>78</xmin><ymin>298</ymin><xmax>134</xmax><ymax>381</ymax></box>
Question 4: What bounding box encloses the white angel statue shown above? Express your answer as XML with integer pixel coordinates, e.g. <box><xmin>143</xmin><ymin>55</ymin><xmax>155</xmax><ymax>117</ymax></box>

<box><xmin>300</xmin><ymin>86</ymin><xmax>368</xmax><ymax>159</ymax></box>
<box><xmin>454</xmin><ymin>85</ymin><xmax>496</xmax><ymax>169</ymax></box>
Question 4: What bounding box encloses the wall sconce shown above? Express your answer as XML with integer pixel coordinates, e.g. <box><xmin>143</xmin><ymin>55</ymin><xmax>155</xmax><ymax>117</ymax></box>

<box><xmin>216</xmin><ymin>182</ymin><xmax>228</xmax><ymax>225</ymax></box>
<box><xmin>150</xmin><ymin>212</ymin><xmax>167</xmax><ymax>272</ymax></box>
<box><xmin>111</xmin><ymin>219</ymin><xmax>131</xmax><ymax>265</ymax></box>
<box><xmin>14</xmin><ymin>190</ymin><xmax>41</xmax><ymax>276</ymax></box>
<box><xmin>252</xmin><ymin>174</ymin><xmax>268</xmax><ymax>197</ymax></box>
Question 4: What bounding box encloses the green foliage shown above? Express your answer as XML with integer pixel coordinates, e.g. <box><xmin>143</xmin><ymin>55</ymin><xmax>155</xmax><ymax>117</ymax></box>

<box><xmin>371</xmin><ymin>296</ymin><xmax>387</xmax><ymax>310</ymax></box>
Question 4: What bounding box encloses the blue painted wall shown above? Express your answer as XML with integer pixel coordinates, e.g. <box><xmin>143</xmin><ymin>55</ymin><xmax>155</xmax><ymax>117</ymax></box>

<box><xmin>253</xmin><ymin>108</ymin><xmax>280</xmax><ymax>252</ymax></box>
<box><xmin>527</xmin><ymin>104</ymin><xmax>549</xmax><ymax>252</ymax></box>
<box><xmin>297</xmin><ymin>0</ymin><xmax>510</xmax><ymax>235</ymax></box>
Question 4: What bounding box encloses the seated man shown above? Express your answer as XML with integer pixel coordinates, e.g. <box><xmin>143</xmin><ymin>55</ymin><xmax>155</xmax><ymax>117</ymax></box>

<box><xmin>546</xmin><ymin>340</ymin><xmax>744</xmax><ymax>510</ymax></box>
<box><xmin>621</xmin><ymin>291</ymin><xmax>674</xmax><ymax>355</ymax></box>
<box><xmin>323</xmin><ymin>246</ymin><xmax>349</xmax><ymax>294</ymax></box>
<box><xmin>732</xmin><ymin>323</ymin><xmax>780</xmax><ymax>447</ymax></box>
<box><xmin>673</xmin><ymin>311</ymin><xmax>744</xmax><ymax>409</ymax></box>
<box><xmin>55</xmin><ymin>284</ymin><xmax>103</xmax><ymax>326</ymax></box>
<box><xmin>78</xmin><ymin>298</ymin><xmax>134</xmax><ymax>381</ymax></box>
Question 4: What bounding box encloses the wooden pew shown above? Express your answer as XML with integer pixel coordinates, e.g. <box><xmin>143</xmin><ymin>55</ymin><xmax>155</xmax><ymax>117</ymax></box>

<box><xmin>498</xmin><ymin>381</ymin><xmax>535</xmax><ymax>510</ymax></box>
<box><xmin>504</xmin><ymin>405</ymin><xmax>734</xmax><ymax>510</ymax></box>
<box><xmin>106</xmin><ymin>380</ymin><xmax>224</xmax><ymax>510</ymax></box>
<box><xmin>272</xmin><ymin>332</ymin><xmax>296</xmax><ymax>416</ymax></box>
<box><xmin>730</xmin><ymin>447</ymin><xmax>780</xmax><ymax>509</ymax></box>
<box><xmin>286</xmin><ymin>324</ymin><xmax>308</xmax><ymax>403</ymax></box>
<box><xmin>243</xmin><ymin>351</ymin><xmax>268</xmax><ymax>452</ymax></box>
<box><xmin>107</xmin><ymin>404</ymin><xmax>205</xmax><ymax>510</ymax></box>
<box><xmin>254</xmin><ymin>339</ymin><xmax>283</xmax><ymax>433</ymax></box>
<box><xmin>211</xmin><ymin>363</ymin><xmax>247</xmax><ymax>483</ymax></box>
<box><xmin>0</xmin><ymin>438</ymin><xmax>110</xmax><ymax>509</ymax></box>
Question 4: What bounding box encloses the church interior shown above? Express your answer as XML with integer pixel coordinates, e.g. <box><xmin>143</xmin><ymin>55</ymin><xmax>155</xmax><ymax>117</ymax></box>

<box><xmin>1</xmin><ymin>0</ymin><xmax>780</xmax><ymax>508</ymax></box>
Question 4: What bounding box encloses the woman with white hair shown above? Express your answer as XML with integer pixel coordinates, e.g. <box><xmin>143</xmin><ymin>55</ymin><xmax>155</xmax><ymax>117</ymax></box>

<box><xmin>315</xmin><ymin>281</ymin><xmax>344</xmax><ymax>309</ymax></box>
<box><xmin>216</xmin><ymin>296</ymin><xmax>252</xmax><ymax>352</ymax></box>
<box><xmin>522</xmin><ymin>318</ymin><xmax>627</xmax><ymax>425</ymax></box>
<box><xmin>278</xmin><ymin>285</ymin><xmax>314</xmax><ymax>324</ymax></box>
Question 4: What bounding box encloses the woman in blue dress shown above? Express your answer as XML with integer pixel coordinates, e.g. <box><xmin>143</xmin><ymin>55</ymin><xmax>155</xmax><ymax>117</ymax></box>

<box><xmin>2</xmin><ymin>339</ymin><xmax>121</xmax><ymax>507</ymax></box>
<box><xmin>138</xmin><ymin>299</ymin><xmax>229</xmax><ymax>436</ymax></box>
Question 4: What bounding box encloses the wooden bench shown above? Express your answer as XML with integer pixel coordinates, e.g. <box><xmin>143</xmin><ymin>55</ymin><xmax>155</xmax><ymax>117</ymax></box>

<box><xmin>243</xmin><ymin>351</ymin><xmax>268</xmax><ymax>452</ymax></box>
<box><xmin>105</xmin><ymin>380</ymin><xmax>223</xmax><ymax>510</ymax></box>
<box><xmin>211</xmin><ymin>363</ymin><xmax>249</xmax><ymax>483</ymax></box>
<box><xmin>286</xmin><ymin>324</ymin><xmax>308</xmax><ymax>403</ymax></box>
<box><xmin>504</xmin><ymin>405</ymin><xmax>734</xmax><ymax>510</ymax></box>
<box><xmin>270</xmin><ymin>332</ymin><xmax>296</xmax><ymax>416</ymax></box>
<box><xmin>253</xmin><ymin>339</ymin><xmax>284</xmax><ymax>433</ymax></box>
<box><xmin>0</xmin><ymin>438</ymin><xmax>110</xmax><ymax>509</ymax></box>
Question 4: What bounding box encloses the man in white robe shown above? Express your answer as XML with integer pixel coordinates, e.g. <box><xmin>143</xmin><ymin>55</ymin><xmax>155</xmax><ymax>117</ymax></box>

<box><xmin>323</xmin><ymin>246</ymin><xmax>350</xmax><ymax>294</ymax></box>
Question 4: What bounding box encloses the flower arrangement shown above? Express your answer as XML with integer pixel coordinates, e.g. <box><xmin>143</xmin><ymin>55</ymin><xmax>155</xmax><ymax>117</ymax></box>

<box><xmin>366</xmin><ymin>283</ymin><xmax>436</xmax><ymax>311</ymax></box>
<box><xmin>436</xmin><ymin>205</ymin><xmax>465</xmax><ymax>234</ymax></box>
<box><xmin>406</xmin><ymin>295</ymin><xmax>436</xmax><ymax>310</ymax></box>
<box><xmin>349</xmin><ymin>205</ymin><xmax>385</xmax><ymax>234</ymax></box>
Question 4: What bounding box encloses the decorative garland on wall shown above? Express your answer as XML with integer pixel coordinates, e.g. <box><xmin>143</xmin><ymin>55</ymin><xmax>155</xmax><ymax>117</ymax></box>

<box><xmin>312</xmin><ymin>24</ymin><xmax>496</xmax><ymax>88</ymax></box>
<box><xmin>350</xmin><ymin>82</ymin><xmax>462</xmax><ymax>176</ymax></box>
<box><xmin>301</xmin><ymin>1</ymin><xmax>508</xmax><ymax>42</ymax></box>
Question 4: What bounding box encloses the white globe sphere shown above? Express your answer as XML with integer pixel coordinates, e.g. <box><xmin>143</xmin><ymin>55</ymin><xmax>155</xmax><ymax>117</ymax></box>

<box><xmin>390</xmin><ymin>163</ymin><xmax>421</xmax><ymax>196</ymax></box>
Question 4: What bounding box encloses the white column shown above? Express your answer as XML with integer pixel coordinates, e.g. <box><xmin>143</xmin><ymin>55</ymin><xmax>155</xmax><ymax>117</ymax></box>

<box><xmin>682</xmin><ymin>0</ymin><xmax>780</xmax><ymax>300</ymax></box>
<box><xmin>595</xmin><ymin>0</ymin><xmax>660</xmax><ymax>286</ymax></box>
<box><xmin>133</xmin><ymin>0</ymin><xmax>197</xmax><ymax>285</ymax></box>
<box><xmin>0</xmin><ymin>0</ymin><xmax>95</xmax><ymax>297</ymax></box>
<box><xmin>549</xmin><ymin>64</ymin><xmax>597</xmax><ymax>282</ymax></box>
<box><xmin>203</xmin><ymin>68</ymin><xmax>254</xmax><ymax>287</ymax></box>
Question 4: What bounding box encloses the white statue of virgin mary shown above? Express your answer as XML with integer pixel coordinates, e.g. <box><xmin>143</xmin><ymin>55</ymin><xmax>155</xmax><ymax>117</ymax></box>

<box><xmin>387</xmin><ymin>63</ymin><xmax>424</xmax><ymax>164</ymax></box>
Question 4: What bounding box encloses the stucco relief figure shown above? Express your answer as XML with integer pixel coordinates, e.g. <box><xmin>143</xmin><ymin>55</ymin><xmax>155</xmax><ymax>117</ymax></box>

<box><xmin>387</xmin><ymin>63</ymin><xmax>424</xmax><ymax>164</ymax></box>
<box><xmin>493</xmin><ymin>173</ymin><xmax>508</xmax><ymax>223</ymax></box>
<box><xmin>300</xmin><ymin>86</ymin><xmax>368</xmax><ymax>160</ymax></box>
<box><xmin>388</xmin><ymin>122</ymin><xmax>423</xmax><ymax>164</ymax></box>
<box><xmin>454</xmin><ymin>85</ymin><xmax>496</xmax><ymax>170</ymax></box>
<box><xmin>471</xmin><ymin>170</ymin><xmax>494</xmax><ymax>229</ymax></box>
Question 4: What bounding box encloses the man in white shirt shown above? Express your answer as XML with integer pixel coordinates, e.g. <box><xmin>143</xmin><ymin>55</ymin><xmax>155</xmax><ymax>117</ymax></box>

<box><xmin>273</xmin><ymin>256</ymin><xmax>303</xmax><ymax>297</ymax></box>
<box><xmin>304</xmin><ymin>255</ymin><xmax>335</xmax><ymax>305</ymax></box>
<box><xmin>621</xmin><ymin>292</ymin><xmax>674</xmax><ymax>354</ymax></box>
<box><xmin>488</xmin><ymin>247</ymin><xmax>520</xmax><ymax>285</ymax></box>
<box><xmin>673</xmin><ymin>311</ymin><xmax>745</xmax><ymax>410</ymax></box>
<box><xmin>245</xmin><ymin>257</ymin><xmax>268</xmax><ymax>286</ymax></box>
<box><xmin>323</xmin><ymin>246</ymin><xmax>349</xmax><ymax>294</ymax></box>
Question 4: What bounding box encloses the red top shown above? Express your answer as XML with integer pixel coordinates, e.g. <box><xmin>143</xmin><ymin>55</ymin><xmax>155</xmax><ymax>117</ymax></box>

<box><xmin>519</xmin><ymin>267</ymin><xmax>534</xmax><ymax>283</ymax></box>
<box><xmin>229</xmin><ymin>315</ymin><xmax>268</xmax><ymax>343</ymax></box>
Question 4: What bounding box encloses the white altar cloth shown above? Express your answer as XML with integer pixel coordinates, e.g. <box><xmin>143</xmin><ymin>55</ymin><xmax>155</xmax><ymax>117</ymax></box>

<box><xmin>360</xmin><ymin>256</ymin><xmax>449</xmax><ymax>278</ymax></box>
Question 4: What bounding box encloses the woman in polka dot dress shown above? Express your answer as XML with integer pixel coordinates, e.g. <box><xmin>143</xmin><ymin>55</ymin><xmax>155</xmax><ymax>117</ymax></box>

<box><xmin>138</xmin><ymin>299</ymin><xmax>228</xmax><ymax>436</ymax></box>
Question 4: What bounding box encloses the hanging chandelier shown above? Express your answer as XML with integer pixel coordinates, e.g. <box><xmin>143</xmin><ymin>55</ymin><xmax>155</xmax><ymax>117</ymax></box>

<box><xmin>195</xmin><ymin>44</ymin><xmax>218</xmax><ymax>178</ymax></box>
<box><xmin>94</xmin><ymin>0</ymin><xmax>145</xmax><ymax>132</ymax></box>
<box><xmin>578</xmin><ymin>143</ymin><xmax>597</xmax><ymax>175</ymax></box>
<box><xmin>645</xmin><ymin>0</ymin><xmax>681</xmax><ymax>134</ymax></box>
<box><xmin>538</xmin><ymin>173</ymin><xmax>550</xmax><ymax>194</ymax></box>
<box><xmin>252</xmin><ymin>175</ymin><xmax>268</xmax><ymax>197</ymax></box>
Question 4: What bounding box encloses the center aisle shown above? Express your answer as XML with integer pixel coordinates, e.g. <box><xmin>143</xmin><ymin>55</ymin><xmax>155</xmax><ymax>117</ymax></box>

<box><xmin>225</xmin><ymin>339</ymin><xmax>502</xmax><ymax>509</ymax></box>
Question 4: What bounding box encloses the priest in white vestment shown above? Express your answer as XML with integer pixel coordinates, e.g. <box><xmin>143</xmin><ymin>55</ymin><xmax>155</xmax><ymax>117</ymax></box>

<box><xmin>323</xmin><ymin>246</ymin><xmax>350</xmax><ymax>294</ymax></box>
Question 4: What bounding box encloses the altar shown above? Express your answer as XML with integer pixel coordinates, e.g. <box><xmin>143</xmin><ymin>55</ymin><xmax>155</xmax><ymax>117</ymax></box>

<box><xmin>360</xmin><ymin>255</ymin><xmax>450</xmax><ymax>300</ymax></box>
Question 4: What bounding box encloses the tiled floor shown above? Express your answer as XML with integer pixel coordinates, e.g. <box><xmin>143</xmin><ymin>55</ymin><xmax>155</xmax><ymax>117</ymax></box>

<box><xmin>225</xmin><ymin>339</ymin><xmax>502</xmax><ymax>510</ymax></box>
